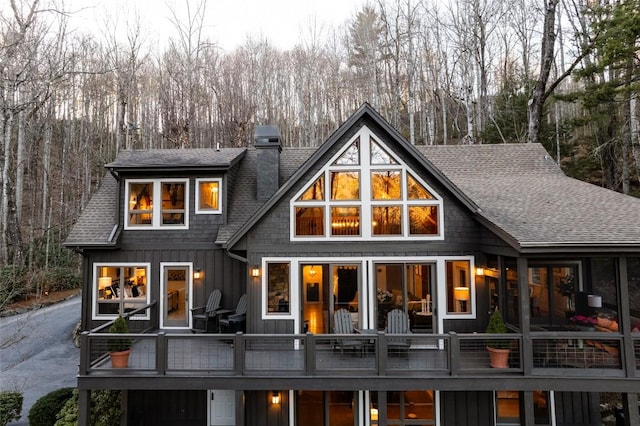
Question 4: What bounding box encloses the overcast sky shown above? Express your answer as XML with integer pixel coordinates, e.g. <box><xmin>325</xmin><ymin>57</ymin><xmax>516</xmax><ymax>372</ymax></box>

<box><xmin>66</xmin><ymin>0</ymin><xmax>369</xmax><ymax>51</ymax></box>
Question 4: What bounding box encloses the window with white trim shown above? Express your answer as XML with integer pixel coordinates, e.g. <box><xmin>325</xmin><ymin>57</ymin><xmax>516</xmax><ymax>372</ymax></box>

<box><xmin>94</xmin><ymin>263</ymin><xmax>150</xmax><ymax>318</ymax></box>
<box><xmin>291</xmin><ymin>127</ymin><xmax>443</xmax><ymax>240</ymax></box>
<box><xmin>196</xmin><ymin>178</ymin><xmax>222</xmax><ymax>214</ymax></box>
<box><xmin>125</xmin><ymin>179</ymin><xmax>188</xmax><ymax>229</ymax></box>
<box><xmin>266</xmin><ymin>262</ymin><xmax>291</xmax><ymax>315</ymax></box>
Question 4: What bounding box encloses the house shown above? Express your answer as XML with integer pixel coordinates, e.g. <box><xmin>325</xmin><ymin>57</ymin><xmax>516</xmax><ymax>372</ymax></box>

<box><xmin>65</xmin><ymin>103</ymin><xmax>640</xmax><ymax>426</ymax></box>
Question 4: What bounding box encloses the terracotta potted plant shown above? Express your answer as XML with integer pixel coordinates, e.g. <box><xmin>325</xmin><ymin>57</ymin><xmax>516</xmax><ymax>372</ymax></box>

<box><xmin>485</xmin><ymin>308</ymin><xmax>510</xmax><ymax>368</ymax></box>
<box><xmin>108</xmin><ymin>315</ymin><xmax>132</xmax><ymax>368</ymax></box>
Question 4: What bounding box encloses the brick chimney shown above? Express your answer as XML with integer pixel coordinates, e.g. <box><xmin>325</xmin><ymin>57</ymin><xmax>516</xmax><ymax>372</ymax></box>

<box><xmin>254</xmin><ymin>125</ymin><xmax>282</xmax><ymax>200</ymax></box>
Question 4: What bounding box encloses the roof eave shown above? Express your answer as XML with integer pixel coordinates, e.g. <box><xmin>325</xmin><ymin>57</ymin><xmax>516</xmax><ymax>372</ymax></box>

<box><xmin>519</xmin><ymin>241</ymin><xmax>640</xmax><ymax>254</ymax></box>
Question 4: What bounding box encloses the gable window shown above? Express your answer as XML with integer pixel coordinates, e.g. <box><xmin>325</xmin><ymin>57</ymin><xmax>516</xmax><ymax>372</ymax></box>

<box><xmin>125</xmin><ymin>179</ymin><xmax>188</xmax><ymax>229</ymax></box>
<box><xmin>291</xmin><ymin>127</ymin><xmax>443</xmax><ymax>240</ymax></box>
<box><xmin>196</xmin><ymin>178</ymin><xmax>222</xmax><ymax>214</ymax></box>
<box><xmin>94</xmin><ymin>263</ymin><xmax>150</xmax><ymax>319</ymax></box>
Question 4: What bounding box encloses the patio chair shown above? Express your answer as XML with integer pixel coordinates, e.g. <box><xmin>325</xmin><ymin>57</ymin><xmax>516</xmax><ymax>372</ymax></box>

<box><xmin>190</xmin><ymin>289</ymin><xmax>222</xmax><ymax>333</ymax></box>
<box><xmin>333</xmin><ymin>308</ymin><xmax>364</xmax><ymax>357</ymax></box>
<box><xmin>218</xmin><ymin>294</ymin><xmax>248</xmax><ymax>333</ymax></box>
<box><xmin>386</xmin><ymin>309</ymin><xmax>411</xmax><ymax>356</ymax></box>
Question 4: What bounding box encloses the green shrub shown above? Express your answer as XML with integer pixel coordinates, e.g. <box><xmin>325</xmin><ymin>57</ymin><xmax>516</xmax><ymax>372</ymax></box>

<box><xmin>54</xmin><ymin>390</ymin><xmax>78</xmax><ymax>426</ymax></box>
<box><xmin>485</xmin><ymin>308</ymin><xmax>510</xmax><ymax>349</ymax></box>
<box><xmin>108</xmin><ymin>315</ymin><xmax>132</xmax><ymax>352</ymax></box>
<box><xmin>0</xmin><ymin>391</ymin><xmax>23</xmax><ymax>426</ymax></box>
<box><xmin>91</xmin><ymin>390</ymin><xmax>122</xmax><ymax>426</ymax></box>
<box><xmin>54</xmin><ymin>389</ymin><xmax>122</xmax><ymax>426</ymax></box>
<box><xmin>28</xmin><ymin>388</ymin><xmax>74</xmax><ymax>426</ymax></box>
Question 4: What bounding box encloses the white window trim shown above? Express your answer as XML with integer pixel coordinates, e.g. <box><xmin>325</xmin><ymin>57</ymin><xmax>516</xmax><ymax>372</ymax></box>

<box><xmin>159</xmin><ymin>262</ymin><xmax>194</xmax><ymax>329</ymax></box>
<box><xmin>440</xmin><ymin>257</ymin><xmax>477</xmax><ymax>319</ymax></box>
<box><xmin>92</xmin><ymin>262</ymin><xmax>151</xmax><ymax>320</ymax></box>
<box><xmin>124</xmin><ymin>178</ymin><xmax>189</xmax><ymax>230</ymax></box>
<box><xmin>259</xmin><ymin>256</ymin><xmax>477</xmax><ymax>333</ymax></box>
<box><xmin>195</xmin><ymin>178</ymin><xmax>223</xmax><ymax>214</ymax></box>
<box><xmin>290</xmin><ymin>126</ymin><xmax>444</xmax><ymax>241</ymax></box>
<box><xmin>261</xmin><ymin>259</ymin><xmax>298</xmax><ymax>320</ymax></box>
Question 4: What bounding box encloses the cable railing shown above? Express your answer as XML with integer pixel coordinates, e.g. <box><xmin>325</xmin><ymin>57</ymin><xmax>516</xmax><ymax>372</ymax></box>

<box><xmin>79</xmin><ymin>328</ymin><xmax>637</xmax><ymax>378</ymax></box>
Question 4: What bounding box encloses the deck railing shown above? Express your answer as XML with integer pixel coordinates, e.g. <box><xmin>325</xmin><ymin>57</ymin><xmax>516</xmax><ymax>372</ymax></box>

<box><xmin>79</xmin><ymin>328</ymin><xmax>638</xmax><ymax>378</ymax></box>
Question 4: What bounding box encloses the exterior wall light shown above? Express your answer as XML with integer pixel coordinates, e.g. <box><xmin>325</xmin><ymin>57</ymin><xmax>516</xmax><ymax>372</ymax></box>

<box><xmin>271</xmin><ymin>391</ymin><xmax>280</xmax><ymax>405</ymax></box>
<box><xmin>193</xmin><ymin>269</ymin><xmax>201</xmax><ymax>280</ymax></box>
<box><xmin>476</xmin><ymin>267</ymin><xmax>485</xmax><ymax>276</ymax></box>
<box><xmin>251</xmin><ymin>266</ymin><xmax>261</xmax><ymax>277</ymax></box>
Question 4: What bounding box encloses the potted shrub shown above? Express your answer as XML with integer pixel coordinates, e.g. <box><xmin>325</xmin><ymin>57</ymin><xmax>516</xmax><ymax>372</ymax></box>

<box><xmin>485</xmin><ymin>308</ymin><xmax>510</xmax><ymax>368</ymax></box>
<box><xmin>108</xmin><ymin>315</ymin><xmax>132</xmax><ymax>368</ymax></box>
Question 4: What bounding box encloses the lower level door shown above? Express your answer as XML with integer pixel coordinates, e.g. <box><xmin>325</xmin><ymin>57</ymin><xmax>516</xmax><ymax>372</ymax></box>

<box><xmin>208</xmin><ymin>390</ymin><xmax>235</xmax><ymax>426</ymax></box>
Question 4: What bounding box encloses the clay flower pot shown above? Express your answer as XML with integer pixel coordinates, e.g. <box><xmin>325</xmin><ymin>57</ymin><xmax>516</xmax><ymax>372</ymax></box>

<box><xmin>487</xmin><ymin>346</ymin><xmax>510</xmax><ymax>368</ymax></box>
<box><xmin>109</xmin><ymin>349</ymin><xmax>131</xmax><ymax>368</ymax></box>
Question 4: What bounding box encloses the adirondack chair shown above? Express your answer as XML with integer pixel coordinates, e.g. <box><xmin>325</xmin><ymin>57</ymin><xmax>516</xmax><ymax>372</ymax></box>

<box><xmin>218</xmin><ymin>294</ymin><xmax>248</xmax><ymax>333</ymax></box>
<box><xmin>190</xmin><ymin>289</ymin><xmax>222</xmax><ymax>333</ymax></box>
<box><xmin>333</xmin><ymin>308</ymin><xmax>364</xmax><ymax>357</ymax></box>
<box><xmin>386</xmin><ymin>309</ymin><xmax>411</xmax><ymax>356</ymax></box>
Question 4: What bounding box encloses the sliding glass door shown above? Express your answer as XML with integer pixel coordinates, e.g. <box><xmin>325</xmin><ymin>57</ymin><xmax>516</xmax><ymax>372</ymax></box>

<box><xmin>375</xmin><ymin>263</ymin><xmax>436</xmax><ymax>333</ymax></box>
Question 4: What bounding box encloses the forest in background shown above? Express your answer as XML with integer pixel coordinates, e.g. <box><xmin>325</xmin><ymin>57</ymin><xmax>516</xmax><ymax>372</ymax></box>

<box><xmin>1</xmin><ymin>0</ymin><xmax>639</xmax><ymax>303</ymax></box>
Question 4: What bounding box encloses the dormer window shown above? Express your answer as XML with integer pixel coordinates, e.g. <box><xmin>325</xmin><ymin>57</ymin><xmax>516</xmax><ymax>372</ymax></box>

<box><xmin>291</xmin><ymin>127</ymin><xmax>443</xmax><ymax>240</ymax></box>
<box><xmin>196</xmin><ymin>178</ymin><xmax>222</xmax><ymax>214</ymax></box>
<box><xmin>125</xmin><ymin>179</ymin><xmax>188</xmax><ymax>229</ymax></box>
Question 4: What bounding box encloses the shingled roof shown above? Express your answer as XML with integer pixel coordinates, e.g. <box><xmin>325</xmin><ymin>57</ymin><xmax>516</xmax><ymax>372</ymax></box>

<box><xmin>64</xmin><ymin>173</ymin><xmax>120</xmax><ymax>249</ymax></box>
<box><xmin>66</xmin><ymin>107</ymin><xmax>640</xmax><ymax>253</ymax></box>
<box><xmin>65</xmin><ymin>148</ymin><xmax>248</xmax><ymax>248</ymax></box>
<box><xmin>105</xmin><ymin>148</ymin><xmax>247</xmax><ymax>171</ymax></box>
<box><xmin>417</xmin><ymin>144</ymin><xmax>640</xmax><ymax>251</ymax></box>
<box><xmin>216</xmin><ymin>147</ymin><xmax>315</xmax><ymax>244</ymax></box>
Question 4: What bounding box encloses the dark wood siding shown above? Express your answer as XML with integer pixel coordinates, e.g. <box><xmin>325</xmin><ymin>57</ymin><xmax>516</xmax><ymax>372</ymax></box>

<box><xmin>441</xmin><ymin>391</ymin><xmax>494</xmax><ymax>426</ymax></box>
<box><xmin>82</xmin><ymin>246</ymin><xmax>245</xmax><ymax>329</ymax></box>
<box><xmin>554</xmin><ymin>392</ymin><xmax>600</xmax><ymax>426</ymax></box>
<box><xmin>245</xmin><ymin>390</ymin><xmax>290</xmax><ymax>426</ymax></box>
<box><xmin>127</xmin><ymin>390</ymin><xmax>206</xmax><ymax>426</ymax></box>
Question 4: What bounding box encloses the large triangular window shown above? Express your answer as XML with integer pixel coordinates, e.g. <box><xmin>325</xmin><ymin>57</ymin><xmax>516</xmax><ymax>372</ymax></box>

<box><xmin>291</xmin><ymin>127</ymin><xmax>443</xmax><ymax>240</ymax></box>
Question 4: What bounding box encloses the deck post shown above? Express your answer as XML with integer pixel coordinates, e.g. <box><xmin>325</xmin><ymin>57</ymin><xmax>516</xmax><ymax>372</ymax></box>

<box><xmin>617</xmin><ymin>258</ymin><xmax>637</xmax><ymax>377</ymax></box>
<box><xmin>449</xmin><ymin>332</ymin><xmax>459</xmax><ymax>375</ymax></box>
<box><xmin>77</xmin><ymin>389</ymin><xmax>90</xmax><ymax>426</ymax></box>
<box><xmin>622</xmin><ymin>392</ymin><xmax>640</xmax><ymax>426</ymax></box>
<box><xmin>304</xmin><ymin>332</ymin><xmax>315</xmax><ymax>375</ymax></box>
<box><xmin>234</xmin><ymin>332</ymin><xmax>244</xmax><ymax>375</ymax></box>
<box><xmin>517</xmin><ymin>257</ymin><xmax>533</xmax><ymax>375</ymax></box>
<box><xmin>79</xmin><ymin>332</ymin><xmax>90</xmax><ymax>374</ymax></box>
<box><xmin>156</xmin><ymin>332</ymin><xmax>166</xmax><ymax>375</ymax></box>
<box><xmin>377</xmin><ymin>331</ymin><xmax>387</xmax><ymax>375</ymax></box>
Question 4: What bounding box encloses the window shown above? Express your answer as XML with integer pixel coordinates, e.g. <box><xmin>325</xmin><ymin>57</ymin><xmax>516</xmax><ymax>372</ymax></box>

<box><xmin>495</xmin><ymin>391</ymin><xmax>521</xmax><ymax>425</ymax></box>
<box><xmin>196</xmin><ymin>178</ymin><xmax>222</xmax><ymax>214</ymax></box>
<box><xmin>375</xmin><ymin>263</ymin><xmax>435</xmax><ymax>331</ymax></box>
<box><xmin>527</xmin><ymin>263</ymin><xmax>581</xmax><ymax>328</ymax></box>
<box><xmin>291</xmin><ymin>127</ymin><xmax>443</xmax><ymax>240</ymax></box>
<box><xmin>125</xmin><ymin>179</ymin><xmax>188</xmax><ymax>229</ymax></box>
<box><xmin>94</xmin><ymin>264</ymin><xmax>150</xmax><ymax>318</ymax></box>
<box><xmin>266</xmin><ymin>262</ymin><xmax>290</xmax><ymax>315</ymax></box>
<box><xmin>446</xmin><ymin>260</ymin><xmax>471</xmax><ymax>315</ymax></box>
<box><xmin>377</xmin><ymin>391</ymin><xmax>435</xmax><ymax>424</ymax></box>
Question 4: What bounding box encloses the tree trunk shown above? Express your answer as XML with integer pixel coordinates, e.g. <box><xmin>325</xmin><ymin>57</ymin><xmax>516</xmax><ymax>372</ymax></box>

<box><xmin>1</xmin><ymin>114</ymin><xmax>14</xmax><ymax>264</ymax></box>
<box><xmin>528</xmin><ymin>0</ymin><xmax>559</xmax><ymax>144</ymax></box>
